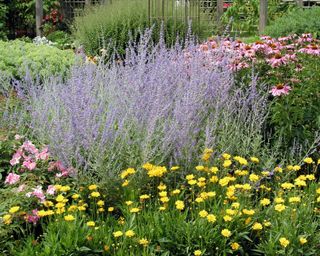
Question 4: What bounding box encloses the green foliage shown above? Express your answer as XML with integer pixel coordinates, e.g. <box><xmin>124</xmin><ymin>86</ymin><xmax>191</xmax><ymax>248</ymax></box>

<box><xmin>6</xmin><ymin>153</ymin><xmax>320</xmax><ymax>255</ymax></box>
<box><xmin>0</xmin><ymin>40</ymin><xmax>75</xmax><ymax>81</ymax></box>
<box><xmin>222</xmin><ymin>0</ymin><xmax>294</xmax><ymax>36</ymax></box>
<box><xmin>46</xmin><ymin>30</ymin><xmax>73</xmax><ymax>49</ymax></box>
<box><xmin>230</xmin><ymin>35</ymin><xmax>320</xmax><ymax>155</ymax></box>
<box><xmin>72</xmin><ymin>0</ymin><xmax>212</xmax><ymax>56</ymax></box>
<box><xmin>7</xmin><ymin>0</ymin><xmax>62</xmax><ymax>35</ymax></box>
<box><xmin>265</xmin><ymin>7</ymin><xmax>320</xmax><ymax>38</ymax></box>
<box><xmin>0</xmin><ymin>0</ymin><xmax>8</xmax><ymax>40</ymax></box>
<box><xmin>0</xmin><ymin>132</ymin><xmax>20</xmax><ymax>183</ymax></box>
<box><xmin>269</xmin><ymin>54</ymin><xmax>320</xmax><ymax>148</ymax></box>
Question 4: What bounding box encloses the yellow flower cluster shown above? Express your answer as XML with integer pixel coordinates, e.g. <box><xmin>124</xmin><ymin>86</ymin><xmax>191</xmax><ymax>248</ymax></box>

<box><xmin>143</xmin><ymin>163</ymin><xmax>167</xmax><ymax>177</ymax></box>
<box><xmin>120</xmin><ymin>168</ymin><xmax>136</xmax><ymax>179</ymax></box>
<box><xmin>2</xmin><ymin>148</ymin><xmax>319</xmax><ymax>254</ymax></box>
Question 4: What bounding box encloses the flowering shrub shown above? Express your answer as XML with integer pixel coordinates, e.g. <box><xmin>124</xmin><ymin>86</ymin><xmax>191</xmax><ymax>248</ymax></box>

<box><xmin>0</xmin><ymin>137</ymin><xmax>76</xmax><ymax>252</ymax></box>
<box><xmin>199</xmin><ymin>33</ymin><xmax>320</xmax><ymax>150</ymax></box>
<box><xmin>1</xmin><ymin>149</ymin><xmax>320</xmax><ymax>255</ymax></box>
<box><xmin>10</xmin><ymin>31</ymin><xmax>268</xmax><ymax>178</ymax></box>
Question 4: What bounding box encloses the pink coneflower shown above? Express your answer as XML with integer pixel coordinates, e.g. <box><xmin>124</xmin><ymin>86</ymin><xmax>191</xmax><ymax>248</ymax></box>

<box><xmin>269</xmin><ymin>84</ymin><xmax>292</xmax><ymax>96</ymax></box>
<box><xmin>5</xmin><ymin>173</ymin><xmax>20</xmax><ymax>185</ymax></box>
<box><xmin>298</xmin><ymin>44</ymin><xmax>320</xmax><ymax>56</ymax></box>
<box><xmin>298</xmin><ymin>33</ymin><xmax>313</xmax><ymax>43</ymax></box>
<box><xmin>278</xmin><ymin>36</ymin><xmax>292</xmax><ymax>42</ymax></box>
<box><xmin>200</xmin><ymin>44</ymin><xmax>209</xmax><ymax>52</ymax></box>
<box><xmin>267</xmin><ymin>53</ymin><xmax>288</xmax><ymax>68</ymax></box>
<box><xmin>252</xmin><ymin>41</ymin><xmax>269</xmax><ymax>54</ymax></box>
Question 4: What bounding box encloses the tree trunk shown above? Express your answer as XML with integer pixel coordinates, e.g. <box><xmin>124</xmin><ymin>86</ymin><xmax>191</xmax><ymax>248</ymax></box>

<box><xmin>35</xmin><ymin>0</ymin><xmax>43</xmax><ymax>36</ymax></box>
<box><xmin>259</xmin><ymin>0</ymin><xmax>267</xmax><ymax>34</ymax></box>
<box><xmin>216</xmin><ymin>0</ymin><xmax>224</xmax><ymax>23</ymax></box>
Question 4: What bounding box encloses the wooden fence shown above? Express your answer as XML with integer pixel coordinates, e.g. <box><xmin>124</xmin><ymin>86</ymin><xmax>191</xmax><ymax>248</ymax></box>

<box><xmin>35</xmin><ymin>0</ymin><xmax>320</xmax><ymax>36</ymax></box>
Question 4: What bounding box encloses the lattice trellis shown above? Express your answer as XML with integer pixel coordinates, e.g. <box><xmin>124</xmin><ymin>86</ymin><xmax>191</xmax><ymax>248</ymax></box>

<box><xmin>61</xmin><ymin>0</ymin><xmax>106</xmax><ymax>21</ymax></box>
<box><xmin>61</xmin><ymin>0</ymin><xmax>224</xmax><ymax>20</ymax></box>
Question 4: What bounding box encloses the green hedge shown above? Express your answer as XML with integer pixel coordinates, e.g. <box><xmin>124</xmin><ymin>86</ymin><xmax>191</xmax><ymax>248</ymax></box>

<box><xmin>0</xmin><ymin>40</ymin><xmax>75</xmax><ymax>81</ymax></box>
<box><xmin>265</xmin><ymin>7</ymin><xmax>320</xmax><ymax>37</ymax></box>
<box><xmin>72</xmin><ymin>0</ymin><xmax>212</xmax><ymax>56</ymax></box>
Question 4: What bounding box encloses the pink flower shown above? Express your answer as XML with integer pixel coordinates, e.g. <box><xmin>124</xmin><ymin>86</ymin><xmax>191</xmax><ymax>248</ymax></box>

<box><xmin>5</xmin><ymin>173</ymin><xmax>20</xmax><ymax>185</ymax></box>
<box><xmin>298</xmin><ymin>44</ymin><xmax>320</xmax><ymax>56</ymax></box>
<box><xmin>56</xmin><ymin>170</ymin><xmax>69</xmax><ymax>178</ymax></box>
<box><xmin>36</xmin><ymin>147</ymin><xmax>49</xmax><ymax>161</ymax></box>
<box><xmin>22</xmin><ymin>140</ymin><xmax>38</xmax><ymax>155</ymax></box>
<box><xmin>17</xmin><ymin>184</ymin><xmax>27</xmax><ymax>192</ymax></box>
<box><xmin>30</xmin><ymin>186</ymin><xmax>46</xmax><ymax>202</ymax></box>
<box><xmin>23</xmin><ymin>160</ymin><xmax>37</xmax><ymax>171</ymax></box>
<box><xmin>14</xmin><ymin>134</ymin><xmax>23</xmax><ymax>140</ymax></box>
<box><xmin>48</xmin><ymin>160</ymin><xmax>67</xmax><ymax>173</ymax></box>
<box><xmin>278</xmin><ymin>36</ymin><xmax>292</xmax><ymax>42</ymax></box>
<box><xmin>267</xmin><ymin>54</ymin><xmax>289</xmax><ymax>68</ymax></box>
<box><xmin>298</xmin><ymin>33</ymin><xmax>313</xmax><ymax>43</ymax></box>
<box><xmin>25</xmin><ymin>209</ymin><xmax>39</xmax><ymax>225</ymax></box>
<box><xmin>46</xmin><ymin>185</ymin><xmax>56</xmax><ymax>195</ymax></box>
<box><xmin>269</xmin><ymin>84</ymin><xmax>292</xmax><ymax>96</ymax></box>
<box><xmin>10</xmin><ymin>150</ymin><xmax>22</xmax><ymax>166</ymax></box>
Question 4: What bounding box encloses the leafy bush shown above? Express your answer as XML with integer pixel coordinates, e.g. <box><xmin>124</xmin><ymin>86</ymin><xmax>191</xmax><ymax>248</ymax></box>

<box><xmin>0</xmin><ymin>0</ymin><xmax>8</xmax><ymax>40</ymax></box>
<box><xmin>269</xmin><ymin>54</ymin><xmax>320</xmax><ymax>148</ymax></box>
<box><xmin>72</xmin><ymin>0</ymin><xmax>212</xmax><ymax>56</ymax></box>
<box><xmin>46</xmin><ymin>30</ymin><xmax>73</xmax><ymax>49</ymax></box>
<box><xmin>265</xmin><ymin>7</ymin><xmax>320</xmax><ymax>38</ymax></box>
<box><xmin>222</xmin><ymin>0</ymin><xmax>294</xmax><ymax>36</ymax></box>
<box><xmin>10</xmin><ymin>31</ymin><xmax>268</xmax><ymax>180</ymax></box>
<box><xmin>6</xmin><ymin>0</ymin><xmax>64</xmax><ymax>38</ymax></box>
<box><xmin>0</xmin><ymin>40</ymin><xmax>75</xmax><ymax>81</ymax></box>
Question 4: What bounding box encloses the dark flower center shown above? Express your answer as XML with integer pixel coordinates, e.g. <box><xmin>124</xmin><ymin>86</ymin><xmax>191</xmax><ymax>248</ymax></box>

<box><xmin>276</xmin><ymin>84</ymin><xmax>284</xmax><ymax>90</ymax></box>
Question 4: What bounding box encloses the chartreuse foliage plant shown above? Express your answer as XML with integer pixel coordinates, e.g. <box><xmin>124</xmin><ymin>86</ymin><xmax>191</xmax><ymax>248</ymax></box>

<box><xmin>0</xmin><ymin>40</ymin><xmax>75</xmax><ymax>81</ymax></box>
<box><xmin>1</xmin><ymin>146</ymin><xmax>320</xmax><ymax>255</ymax></box>
<box><xmin>72</xmin><ymin>0</ymin><xmax>212</xmax><ymax>56</ymax></box>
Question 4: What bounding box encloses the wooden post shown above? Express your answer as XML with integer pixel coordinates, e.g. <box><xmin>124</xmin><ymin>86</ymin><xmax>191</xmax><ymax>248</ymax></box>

<box><xmin>85</xmin><ymin>0</ymin><xmax>92</xmax><ymax>6</ymax></box>
<box><xmin>148</xmin><ymin>0</ymin><xmax>151</xmax><ymax>26</ymax></box>
<box><xmin>259</xmin><ymin>0</ymin><xmax>267</xmax><ymax>34</ymax></box>
<box><xmin>35</xmin><ymin>0</ymin><xmax>43</xmax><ymax>36</ymax></box>
<box><xmin>216</xmin><ymin>0</ymin><xmax>224</xmax><ymax>23</ymax></box>
<box><xmin>297</xmin><ymin>0</ymin><xmax>303</xmax><ymax>7</ymax></box>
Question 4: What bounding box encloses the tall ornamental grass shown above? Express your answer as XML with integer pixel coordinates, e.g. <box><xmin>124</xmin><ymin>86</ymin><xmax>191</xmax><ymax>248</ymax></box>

<box><xmin>10</xmin><ymin>31</ymin><xmax>268</xmax><ymax>180</ymax></box>
<box><xmin>72</xmin><ymin>0</ymin><xmax>212</xmax><ymax>56</ymax></box>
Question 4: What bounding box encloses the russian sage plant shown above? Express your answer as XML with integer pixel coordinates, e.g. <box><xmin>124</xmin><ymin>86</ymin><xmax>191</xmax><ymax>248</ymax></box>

<box><xmin>10</xmin><ymin>31</ymin><xmax>267</xmax><ymax>179</ymax></box>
